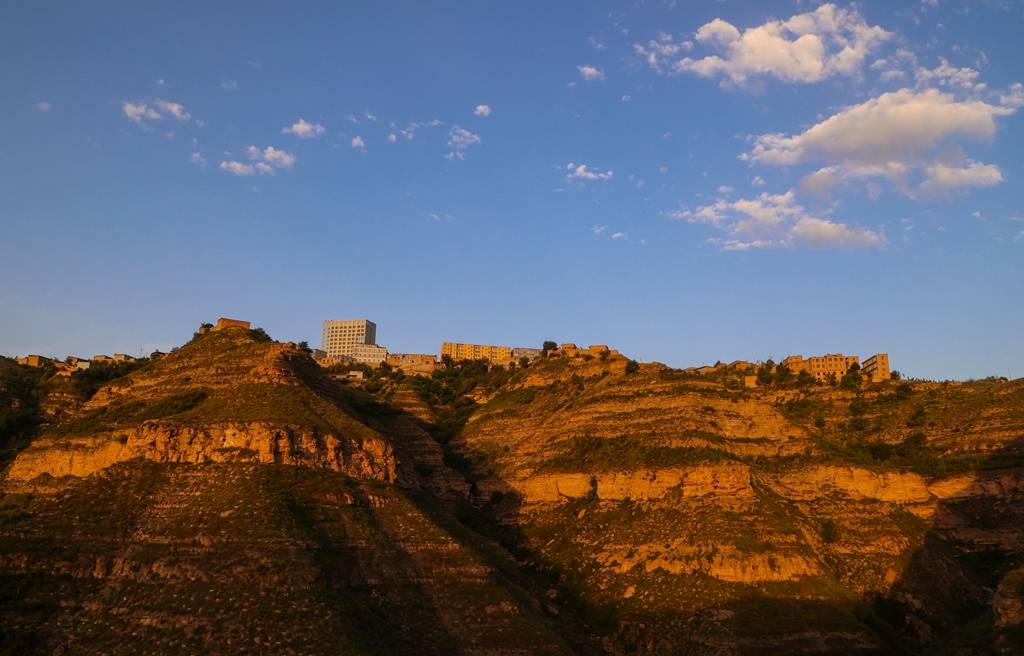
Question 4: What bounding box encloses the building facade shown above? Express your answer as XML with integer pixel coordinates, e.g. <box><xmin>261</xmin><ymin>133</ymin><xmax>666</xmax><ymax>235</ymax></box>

<box><xmin>322</xmin><ymin>319</ymin><xmax>377</xmax><ymax>359</ymax></box>
<box><xmin>511</xmin><ymin>347</ymin><xmax>542</xmax><ymax>361</ymax></box>
<box><xmin>440</xmin><ymin>342</ymin><xmax>514</xmax><ymax>364</ymax></box>
<box><xmin>346</xmin><ymin>343</ymin><xmax>388</xmax><ymax>366</ymax></box>
<box><xmin>213</xmin><ymin>317</ymin><xmax>251</xmax><ymax>332</ymax></box>
<box><xmin>861</xmin><ymin>353</ymin><xmax>891</xmax><ymax>382</ymax></box>
<box><xmin>783</xmin><ymin>353</ymin><xmax>860</xmax><ymax>383</ymax></box>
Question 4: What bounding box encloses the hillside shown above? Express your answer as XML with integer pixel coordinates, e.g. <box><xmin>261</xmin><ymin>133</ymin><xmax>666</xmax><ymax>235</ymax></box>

<box><xmin>1</xmin><ymin>332</ymin><xmax>1022</xmax><ymax>654</ymax></box>
<box><xmin>446</xmin><ymin>354</ymin><xmax>1024</xmax><ymax>654</ymax></box>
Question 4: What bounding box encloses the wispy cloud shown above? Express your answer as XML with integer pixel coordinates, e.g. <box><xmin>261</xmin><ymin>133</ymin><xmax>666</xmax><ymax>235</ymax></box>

<box><xmin>565</xmin><ymin>162</ymin><xmax>613</xmax><ymax>182</ymax></box>
<box><xmin>670</xmin><ymin>189</ymin><xmax>884</xmax><ymax>250</ymax></box>
<box><xmin>351</xmin><ymin>136</ymin><xmax>366</xmax><ymax>151</ymax></box>
<box><xmin>122</xmin><ymin>99</ymin><xmax>191</xmax><ymax>125</ymax></box>
<box><xmin>220</xmin><ymin>80</ymin><xmax>239</xmax><ymax>91</ymax></box>
<box><xmin>473</xmin><ymin>104</ymin><xmax>492</xmax><ymax>117</ymax></box>
<box><xmin>33</xmin><ymin>101</ymin><xmax>50</xmax><ymax>112</ymax></box>
<box><xmin>445</xmin><ymin>126</ymin><xmax>481</xmax><ymax>160</ymax></box>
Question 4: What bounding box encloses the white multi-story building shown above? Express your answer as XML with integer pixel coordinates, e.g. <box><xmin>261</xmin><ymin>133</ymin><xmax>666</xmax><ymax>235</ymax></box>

<box><xmin>322</xmin><ymin>319</ymin><xmax>377</xmax><ymax>359</ymax></box>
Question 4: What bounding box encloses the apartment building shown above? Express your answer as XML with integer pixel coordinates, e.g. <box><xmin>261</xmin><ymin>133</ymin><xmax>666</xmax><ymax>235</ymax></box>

<box><xmin>440</xmin><ymin>342</ymin><xmax>514</xmax><ymax>364</ymax></box>
<box><xmin>783</xmin><ymin>353</ymin><xmax>860</xmax><ymax>383</ymax></box>
<box><xmin>322</xmin><ymin>319</ymin><xmax>377</xmax><ymax>359</ymax></box>
<box><xmin>861</xmin><ymin>353</ymin><xmax>891</xmax><ymax>382</ymax></box>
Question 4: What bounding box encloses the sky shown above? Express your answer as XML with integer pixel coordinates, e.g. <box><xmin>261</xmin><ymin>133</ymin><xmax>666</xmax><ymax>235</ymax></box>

<box><xmin>2</xmin><ymin>1</ymin><xmax>1023</xmax><ymax>380</ymax></box>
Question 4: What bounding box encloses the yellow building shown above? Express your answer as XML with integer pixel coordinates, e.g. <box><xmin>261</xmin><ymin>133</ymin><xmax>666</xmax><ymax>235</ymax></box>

<box><xmin>213</xmin><ymin>317</ymin><xmax>251</xmax><ymax>332</ymax></box>
<box><xmin>440</xmin><ymin>342</ymin><xmax>513</xmax><ymax>364</ymax></box>
<box><xmin>861</xmin><ymin>353</ymin><xmax>891</xmax><ymax>382</ymax></box>
<box><xmin>783</xmin><ymin>353</ymin><xmax>860</xmax><ymax>383</ymax></box>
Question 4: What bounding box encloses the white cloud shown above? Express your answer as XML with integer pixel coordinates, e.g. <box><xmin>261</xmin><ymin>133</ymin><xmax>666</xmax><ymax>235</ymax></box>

<box><xmin>244</xmin><ymin>145</ymin><xmax>297</xmax><ymax>170</ymax></box>
<box><xmin>190</xmin><ymin>151</ymin><xmax>206</xmax><ymax>166</ymax></box>
<box><xmin>577</xmin><ymin>65</ymin><xmax>606</xmax><ymax>81</ymax></box>
<box><xmin>219</xmin><ymin>161</ymin><xmax>256</xmax><ymax>176</ymax></box>
<box><xmin>589</xmin><ymin>36</ymin><xmax>606</xmax><ymax>51</ymax></box>
<box><xmin>653</xmin><ymin>4</ymin><xmax>891</xmax><ymax>87</ymax></box>
<box><xmin>751</xmin><ymin>175</ymin><xmax>766</xmax><ymax>186</ymax></box>
<box><xmin>351</xmin><ymin>136</ymin><xmax>366</xmax><ymax>151</ymax></box>
<box><xmin>153</xmin><ymin>99</ymin><xmax>190</xmax><ymax>121</ymax></box>
<box><xmin>915</xmin><ymin>58</ymin><xmax>985</xmax><ymax>91</ymax></box>
<box><xmin>717</xmin><ymin>185</ymin><xmax>734</xmax><ymax>194</ymax></box>
<box><xmin>633</xmin><ymin>33</ymin><xmax>693</xmax><ymax>74</ymax></box>
<box><xmin>1000</xmin><ymin>82</ymin><xmax>1024</xmax><ymax>109</ymax></box>
<box><xmin>33</xmin><ymin>101</ymin><xmax>50</xmax><ymax>112</ymax></box>
<box><xmin>282</xmin><ymin>118</ymin><xmax>325</xmax><ymax>138</ymax></box>
<box><xmin>364</xmin><ymin>110</ymin><xmax>377</xmax><ymax>122</ymax></box>
<box><xmin>592</xmin><ymin>225</ymin><xmax>608</xmax><ymax>235</ymax></box>
<box><xmin>122</xmin><ymin>101</ymin><xmax>162</xmax><ymax>123</ymax></box>
<box><xmin>611</xmin><ymin>232</ymin><xmax>626</xmax><ymax>240</ymax></box>
<box><xmin>445</xmin><ymin>126</ymin><xmax>481</xmax><ymax>159</ymax></box>
<box><xmin>670</xmin><ymin>189</ymin><xmax>884</xmax><ymax>249</ymax></box>
<box><xmin>621</xmin><ymin>94</ymin><xmax>632</xmax><ymax>103</ymax></box>
<box><xmin>387</xmin><ymin>133</ymin><xmax>397</xmax><ymax>143</ymax></box>
<box><xmin>746</xmin><ymin>88</ymin><xmax>1016</xmax><ymax>196</ymax></box>
<box><xmin>473</xmin><ymin>104</ymin><xmax>492</xmax><ymax>117</ymax></box>
<box><xmin>565</xmin><ymin>162</ymin><xmax>613</xmax><ymax>182</ymax></box>
<box><xmin>221</xmin><ymin>80</ymin><xmax>239</xmax><ymax>91</ymax></box>
<box><xmin>919</xmin><ymin>160</ymin><xmax>1003</xmax><ymax>195</ymax></box>
<box><xmin>123</xmin><ymin>99</ymin><xmax>192</xmax><ymax>125</ymax></box>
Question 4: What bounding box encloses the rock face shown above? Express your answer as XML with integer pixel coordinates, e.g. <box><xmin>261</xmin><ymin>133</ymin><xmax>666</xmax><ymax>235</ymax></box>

<box><xmin>451</xmin><ymin>357</ymin><xmax>1024</xmax><ymax>654</ymax></box>
<box><xmin>7</xmin><ymin>421</ymin><xmax>396</xmax><ymax>483</ymax></box>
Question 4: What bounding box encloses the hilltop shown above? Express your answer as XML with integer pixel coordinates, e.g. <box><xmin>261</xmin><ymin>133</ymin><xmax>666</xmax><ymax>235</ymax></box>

<box><xmin>0</xmin><ymin>329</ymin><xmax>1022</xmax><ymax>654</ymax></box>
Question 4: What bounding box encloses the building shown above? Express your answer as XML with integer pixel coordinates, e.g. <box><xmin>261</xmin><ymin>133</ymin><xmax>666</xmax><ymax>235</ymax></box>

<box><xmin>511</xmin><ymin>347</ymin><xmax>542</xmax><ymax>362</ymax></box>
<box><xmin>783</xmin><ymin>353</ymin><xmax>861</xmax><ymax>383</ymax></box>
<box><xmin>441</xmin><ymin>342</ymin><xmax>514</xmax><ymax>364</ymax></box>
<box><xmin>16</xmin><ymin>355</ymin><xmax>50</xmax><ymax>368</ymax></box>
<box><xmin>309</xmin><ymin>348</ymin><xmax>327</xmax><ymax>361</ymax></box>
<box><xmin>322</xmin><ymin>319</ymin><xmax>377</xmax><ymax>359</ymax></box>
<box><xmin>387</xmin><ymin>353</ymin><xmax>439</xmax><ymax>376</ymax></box>
<box><xmin>112</xmin><ymin>353</ymin><xmax>136</xmax><ymax>363</ymax></box>
<box><xmin>347</xmin><ymin>343</ymin><xmax>388</xmax><ymax>366</ymax></box>
<box><xmin>861</xmin><ymin>353</ymin><xmax>891</xmax><ymax>382</ymax></box>
<box><xmin>213</xmin><ymin>317</ymin><xmax>251</xmax><ymax>332</ymax></box>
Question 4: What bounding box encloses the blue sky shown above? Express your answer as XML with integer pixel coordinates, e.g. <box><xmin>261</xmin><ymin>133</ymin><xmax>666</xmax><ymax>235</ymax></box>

<box><xmin>2</xmin><ymin>1</ymin><xmax>1022</xmax><ymax>380</ymax></box>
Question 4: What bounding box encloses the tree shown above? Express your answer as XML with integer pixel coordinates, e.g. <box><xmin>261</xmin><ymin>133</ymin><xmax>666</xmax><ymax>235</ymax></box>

<box><xmin>251</xmin><ymin>327</ymin><xmax>272</xmax><ymax>342</ymax></box>
<box><xmin>774</xmin><ymin>364</ymin><xmax>794</xmax><ymax>385</ymax></box>
<box><xmin>840</xmin><ymin>368</ymin><xmax>862</xmax><ymax>390</ymax></box>
<box><xmin>542</xmin><ymin>340</ymin><xmax>557</xmax><ymax>353</ymax></box>
<box><xmin>625</xmin><ymin>359</ymin><xmax>639</xmax><ymax>374</ymax></box>
<box><xmin>757</xmin><ymin>360</ymin><xmax>775</xmax><ymax>386</ymax></box>
<box><xmin>518</xmin><ymin>356</ymin><xmax>530</xmax><ymax>369</ymax></box>
<box><xmin>796</xmin><ymin>371</ymin><xmax>815</xmax><ymax>387</ymax></box>
<box><xmin>891</xmin><ymin>370</ymin><xmax>902</xmax><ymax>381</ymax></box>
<box><xmin>298</xmin><ymin>341</ymin><xmax>310</xmax><ymax>353</ymax></box>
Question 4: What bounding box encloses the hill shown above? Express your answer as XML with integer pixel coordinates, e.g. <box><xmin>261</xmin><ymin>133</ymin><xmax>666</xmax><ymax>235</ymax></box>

<box><xmin>1</xmin><ymin>332</ymin><xmax>1022</xmax><ymax>654</ymax></box>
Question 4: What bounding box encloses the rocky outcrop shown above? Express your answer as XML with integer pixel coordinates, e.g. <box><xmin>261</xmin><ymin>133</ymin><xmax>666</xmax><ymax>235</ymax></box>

<box><xmin>769</xmin><ymin>465</ymin><xmax>932</xmax><ymax>503</ymax></box>
<box><xmin>6</xmin><ymin>421</ymin><xmax>396</xmax><ymax>484</ymax></box>
<box><xmin>508</xmin><ymin>463</ymin><xmax>753</xmax><ymax>506</ymax></box>
<box><xmin>599</xmin><ymin>541</ymin><xmax>820</xmax><ymax>583</ymax></box>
